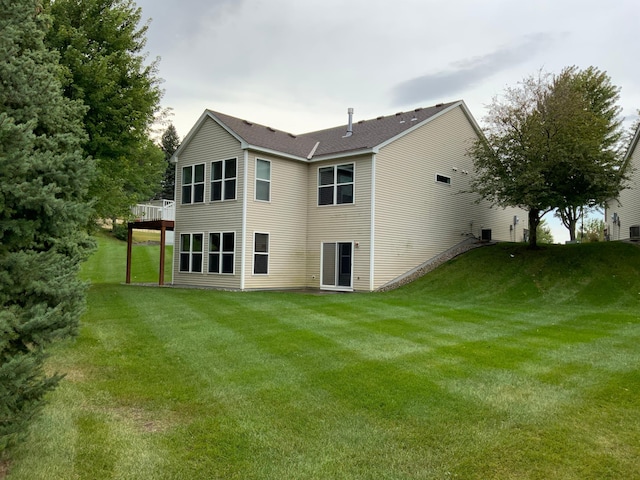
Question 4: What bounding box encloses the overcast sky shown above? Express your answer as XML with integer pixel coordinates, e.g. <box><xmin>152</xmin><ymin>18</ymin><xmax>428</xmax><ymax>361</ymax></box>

<box><xmin>135</xmin><ymin>0</ymin><xmax>640</xmax><ymax>241</ymax></box>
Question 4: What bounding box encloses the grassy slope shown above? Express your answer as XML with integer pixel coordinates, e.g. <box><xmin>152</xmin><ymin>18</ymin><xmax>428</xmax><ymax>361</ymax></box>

<box><xmin>6</xmin><ymin>237</ymin><xmax>640</xmax><ymax>479</ymax></box>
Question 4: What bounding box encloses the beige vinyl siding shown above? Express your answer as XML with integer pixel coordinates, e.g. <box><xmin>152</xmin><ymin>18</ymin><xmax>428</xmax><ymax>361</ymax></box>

<box><xmin>244</xmin><ymin>153</ymin><xmax>308</xmax><ymax>289</ymax></box>
<box><xmin>306</xmin><ymin>155</ymin><xmax>372</xmax><ymax>291</ymax></box>
<box><xmin>607</xmin><ymin>143</ymin><xmax>640</xmax><ymax>240</ymax></box>
<box><xmin>173</xmin><ymin>117</ymin><xmax>244</xmax><ymax>288</ymax></box>
<box><xmin>374</xmin><ymin>105</ymin><xmax>525</xmax><ymax>288</ymax></box>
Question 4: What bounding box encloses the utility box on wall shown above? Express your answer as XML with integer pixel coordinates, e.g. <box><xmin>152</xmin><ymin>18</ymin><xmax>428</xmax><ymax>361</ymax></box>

<box><xmin>630</xmin><ymin>225</ymin><xmax>640</xmax><ymax>240</ymax></box>
<box><xmin>481</xmin><ymin>229</ymin><xmax>492</xmax><ymax>242</ymax></box>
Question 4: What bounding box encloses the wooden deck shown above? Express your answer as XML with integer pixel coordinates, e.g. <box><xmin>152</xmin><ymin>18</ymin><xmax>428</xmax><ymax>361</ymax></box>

<box><xmin>126</xmin><ymin>219</ymin><xmax>174</xmax><ymax>286</ymax></box>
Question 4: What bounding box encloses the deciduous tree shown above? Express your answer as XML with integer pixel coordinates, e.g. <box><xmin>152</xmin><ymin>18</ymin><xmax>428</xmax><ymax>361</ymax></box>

<box><xmin>469</xmin><ymin>67</ymin><xmax>627</xmax><ymax>248</ymax></box>
<box><xmin>0</xmin><ymin>0</ymin><xmax>94</xmax><ymax>451</ymax></box>
<box><xmin>45</xmin><ymin>0</ymin><xmax>165</xmax><ymax>221</ymax></box>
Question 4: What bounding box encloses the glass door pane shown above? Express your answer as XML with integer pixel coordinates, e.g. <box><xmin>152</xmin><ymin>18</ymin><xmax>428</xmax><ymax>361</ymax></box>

<box><xmin>322</xmin><ymin>243</ymin><xmax>336</xmax><ymax>287</ymax></box>
<box><xmin>338</xmin><ymin>243</ymin><xmax>352</xmax><ymax>287</ymax></box>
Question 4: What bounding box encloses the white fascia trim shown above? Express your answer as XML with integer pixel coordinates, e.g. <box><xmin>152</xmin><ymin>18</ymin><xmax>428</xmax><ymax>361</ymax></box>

<box><xmin>240</xmin><ymin>150</ymin><xmax>248</xmax><ymax>290</ymax></box>
<box><xmin>244</xmin><ymin>145</ymin><xmax>308</xmax><ymax>162</ymax></box>
<box><xmin>370</xmin><ymin>153</ymin><xmax>376</xmax><ymax>292</ymax></box>
<box><xmin>374</xmin><ymin>101</ymin><xmax>466</xmax><ymax>151</ymax></box>
<box><xmin>171</xmin><ymin>111</ymin><xmax>223</xmax><ymax>162</ymax></box>
<box><xmin>308</xmin><ymin>148</ymin><xmax>376</xmax><ymax>162</ymax></box>
<box><xmin>624</xmin><ymin>124</ymin><xmax>640</xmax><ymax>165</ymax></box>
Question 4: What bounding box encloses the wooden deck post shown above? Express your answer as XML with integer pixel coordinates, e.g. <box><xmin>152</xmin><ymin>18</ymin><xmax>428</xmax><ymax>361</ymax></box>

<box><xmin>126</xmin><ymin>223</ymin><xmax>133</xmax><ymax>284</ymax></box>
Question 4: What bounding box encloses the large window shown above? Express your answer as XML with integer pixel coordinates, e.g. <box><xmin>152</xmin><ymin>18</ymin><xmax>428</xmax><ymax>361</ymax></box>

<box><xmin>318</xmin><ymin>163</ymin><xmax>354</xmax><ymax>205</ymax></box>
<box><xmin>208</xmin><ymin>232</ymin><xmax>235</xmax><ymax>274</ymax></box>
<box><xmin>179</xmin><ymin>233</ymin><xmax>203</xmax><ymax>273</ymax></box>
<box><xmin>182</xmin><ymin>164</ymin><xmax>205</xmax><ymax>204</ymax></box>
<box><xmin>255</xmin><ymin>159</ymin><xmax>271</xmax><ymax>202</ymax></box>
<box><xmin>253</xmin><ymin>233</ymin><xmax>269</xmax><ymax>275</ymax></box>
<box><xmin>211</xmin><ymin>159</ymin><xmax>237</xmax><ymax>201</ymax></box>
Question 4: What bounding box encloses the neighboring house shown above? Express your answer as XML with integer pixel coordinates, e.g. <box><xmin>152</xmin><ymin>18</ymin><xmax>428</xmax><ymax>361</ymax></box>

<box><xmin>606</xmin><ymin>124</ymin><xmax>640</xmax><ymax>240</ymax></box>
<box><xmin>171</xmin><ymin>100</ymin><xmax>526</xmax><ymax>291</ymax></box>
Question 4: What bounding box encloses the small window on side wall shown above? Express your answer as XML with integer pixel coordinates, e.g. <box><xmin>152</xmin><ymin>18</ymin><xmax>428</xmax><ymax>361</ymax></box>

<box><xmin>253</xmin><ymin>233</ymin><xmax>269</xmax><ymax>275</ymax></box>
<box><xmin>435</xmin><ymin>174</ymin><xmax>451</xmax><ymax>185</ymax></box>
<box><xmin>255</xmin><ymin>159</ymin><xmax>271</xmax><ymax>201</ymax></box>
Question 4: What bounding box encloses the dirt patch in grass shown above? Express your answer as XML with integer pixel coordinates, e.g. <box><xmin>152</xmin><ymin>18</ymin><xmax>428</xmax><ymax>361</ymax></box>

<box><xmin>0</xmin><ymin>457</ymin><xmax>11</xmax><ymax>479</ymax></box>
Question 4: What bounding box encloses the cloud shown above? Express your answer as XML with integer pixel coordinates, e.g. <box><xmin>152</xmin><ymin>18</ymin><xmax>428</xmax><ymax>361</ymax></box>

<box><xmin>138</xmin><ymin>0</ymin><xmax>245</xmax><ymax>51</ymax></box>
<box><xmin>391</xmin><ymin>33</ymin><xmax>561</xmax><ymax>106</ymax></box>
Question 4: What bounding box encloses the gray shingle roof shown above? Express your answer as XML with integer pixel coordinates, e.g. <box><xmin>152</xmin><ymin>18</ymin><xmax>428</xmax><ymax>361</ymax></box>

<box><xmin>206</xmin><ymin>100</ymin><xmax>460</xmax><ymax>161</ymax></box>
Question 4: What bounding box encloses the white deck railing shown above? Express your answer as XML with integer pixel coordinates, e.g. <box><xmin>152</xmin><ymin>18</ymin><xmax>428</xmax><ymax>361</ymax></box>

<box><xmin>131</xmin><ymin>200</ymin><xmax>175</xmax><ymax>221</ymax></box>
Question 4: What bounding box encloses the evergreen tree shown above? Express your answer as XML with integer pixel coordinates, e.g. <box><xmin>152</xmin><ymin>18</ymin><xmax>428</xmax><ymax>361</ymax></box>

<box><xmin>45</xmin><ymin>0</ymin><xmax>165</xmax><ymax>221</ymax></box>
<box><xmin>0</xmin><ymin>0</ymin><xmax>94</xmax><ymax>451</ymax></box>
<box><xmin>536</xmin><ymin>219</ymin><xmax>554</xmax><ymax>244</ymax></box>
<box><xmin>157</xmin><ymin>124</ymin><xmax>180</xmax><ymax>200</ymax></box>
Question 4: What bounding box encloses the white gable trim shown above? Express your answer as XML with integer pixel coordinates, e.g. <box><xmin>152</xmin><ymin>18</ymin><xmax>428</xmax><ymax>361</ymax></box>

<box><xmin>624</xmin><ymin>124</ymin><xmax>640</xmax><ymax>166</ymax></box>
<box><xmin>170</xmin><ymin>110</ymin><xmax>244</xmax><ymax>163</ymax></box>
<box><xmin>374</xmin><ymin>101</ymin><xmax>477</xmax><ymax>151</ymax></box>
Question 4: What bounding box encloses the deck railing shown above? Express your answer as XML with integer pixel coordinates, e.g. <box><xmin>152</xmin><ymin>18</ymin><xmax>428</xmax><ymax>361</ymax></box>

<box><xmin>131</xmin><ymin>200</ymin><xmax>175</xmax><ymax>221</ymax></box>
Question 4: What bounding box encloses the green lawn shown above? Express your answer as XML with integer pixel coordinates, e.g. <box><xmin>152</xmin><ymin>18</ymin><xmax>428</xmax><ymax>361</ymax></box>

<box><xmin>5</xmin><ymin>235</ymin><xmax>640</xmax><ymax>479</ymax></box>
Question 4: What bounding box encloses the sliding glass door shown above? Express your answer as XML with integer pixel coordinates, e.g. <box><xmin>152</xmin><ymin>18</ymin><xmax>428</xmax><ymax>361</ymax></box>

<box><xmin>321</xmin><ymin>242</ymin><xmax>353</xmax><ymax>290</ymax></box>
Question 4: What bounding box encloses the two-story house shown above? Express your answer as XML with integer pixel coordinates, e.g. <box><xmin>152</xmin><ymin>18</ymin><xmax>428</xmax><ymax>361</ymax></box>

<box><xmin>171</xmin><ymin>100</ymin><xmax>526</xmax><ymax>291</ymax></box>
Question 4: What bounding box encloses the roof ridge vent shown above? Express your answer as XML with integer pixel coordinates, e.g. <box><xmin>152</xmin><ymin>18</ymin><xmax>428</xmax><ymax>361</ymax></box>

<box><xmin>267</xmin><ymin>126</ymin><xmax>276</xmax><ymax>132</ymax></box>
<box><xmin>243</xmin><ymin>120</ymin><xmax>253</xmax><ymax>126</ymax></box>
<box><xmin>288</xmin><ymin>133</ymin><xmax>297</xmax><ymax>139</ymax></box>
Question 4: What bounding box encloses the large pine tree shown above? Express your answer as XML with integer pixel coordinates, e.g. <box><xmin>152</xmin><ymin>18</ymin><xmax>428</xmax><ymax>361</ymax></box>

<box><xmin>0</xmin><ymin>0</ymin><xmax>94</xmax><ymax>451</ymax></box>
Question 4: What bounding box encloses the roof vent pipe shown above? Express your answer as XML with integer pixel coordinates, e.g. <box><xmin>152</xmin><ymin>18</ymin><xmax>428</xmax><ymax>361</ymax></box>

<box><xmin>343</xmin><ymin>107</ymin><xmax>354</xmax><ymax>138</ymax></box>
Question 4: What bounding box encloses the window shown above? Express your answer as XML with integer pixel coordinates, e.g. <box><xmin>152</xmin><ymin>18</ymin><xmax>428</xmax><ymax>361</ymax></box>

<box><xmin>318</xmin><ymin>163</ymin><xmax>354</xmax><ymax>205</ymax></box>
<box><xmin>436</xmin><ymin>174</ymin><xmax>451</xmax><ymax>185</ymax></box>
<box><xmin>211</xmin><ymin>159</ymin><xmax>237</xmax><ymax>201</ymax></box>
<box><xmin>208</xmin><ymin>232</ymin><xmax>235</xmax><ymax>274</ymax></box>
<box><xmin>253</xmin><ymin>233</ymin><xmax>269</xmax><ymax>275</ymax></box>
<box><xmin>182</xmin><ymin>164</ymin><xmax>205</xmax><ymax>204</ymax></box>
<box><xmin>179</xmin><ymin>233</ymin><xmax>203</xmax><ymax>273</ymax></box>
<box><xmin>255</xmin><ymin>159</ymin><xmax>271</xmax><ymax>201</ymax></box>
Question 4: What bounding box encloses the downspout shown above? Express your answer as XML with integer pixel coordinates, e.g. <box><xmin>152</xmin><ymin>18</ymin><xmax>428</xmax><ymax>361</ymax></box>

<box><xmin>369</xmin><ymin>153</ymin><xmax>376</xmax><ymax>291</ymax></box>
<box><xmin>241</xmin><ymin>150</ymin><xmax>248</xmax><ymax>290</ymax></box>
<box><xmin>171</xmin><ymin>157</ymin><xmax>178</xmax><ymax>284</ymax></box>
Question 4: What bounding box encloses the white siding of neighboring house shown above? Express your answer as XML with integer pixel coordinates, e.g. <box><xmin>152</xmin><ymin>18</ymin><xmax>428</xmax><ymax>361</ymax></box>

<box><xmin>244</xmin><ymin>153</ymin><xmax>308</xmax><ymax>289</ymax></box>
<box><xmin>606</xmin><ymin>139</ymin><xmax>640</xmax><ymax>240</ymax></box>
<box><xmin>373</xmin><ymin>105</ymin><xmax>526</xmax><ymax>289</ymax></box>
<box><xmin>306</xmin><ymin>155</ymin><xmax>373</xmax><ymax>291</ymax></box>
<box><xmin>173</xmin><ymin>117</ymin><xmax>244</xmax><ymax>289</ymax></box>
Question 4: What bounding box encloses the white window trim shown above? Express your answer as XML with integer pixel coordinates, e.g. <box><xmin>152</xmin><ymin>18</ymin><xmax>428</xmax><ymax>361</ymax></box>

<box><xmin>252</xmin><ymin>232</ymin><xmax>270</xmax><ymax>275</ymax></box>
<box><xmin>181</xmin><ymin>163</ymin><xmax>206</xmax><ymax>205</ymax></box>
<box><xmin>179</xmin><ymin>232</ymin><xmax>205</xmax><ymax>273</ymax></box>
<box><xmin>207</xmin><ymin>231</ymin><xmax>236</xmax><ymax>275</ymax></box>
<box><xmin>255</xmin><ymin>158</ymin><xmax>271</xmax><ymax>202</ymax></box>
<box><xmin>435</xmin><ymin>173</ymin><xmax>451</xmax><ymax>185</ymax></box>
<box><xmin>317</xmin><ymin>163</ymin><xmax>355</xmax><ymax>206</ymax></box>
<box><xmin>210</xmin><ymin>158</ymin><xmax>238</xmax><ymax>202</ymax></box>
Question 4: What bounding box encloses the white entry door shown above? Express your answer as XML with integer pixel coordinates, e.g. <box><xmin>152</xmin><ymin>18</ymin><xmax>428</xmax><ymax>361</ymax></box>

<box><xmin>321</xmin><ymin>242</ymin><xmax>353</xmax><ymax>290</ymax></box>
